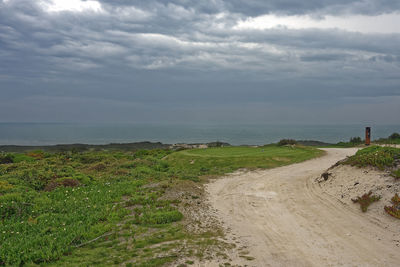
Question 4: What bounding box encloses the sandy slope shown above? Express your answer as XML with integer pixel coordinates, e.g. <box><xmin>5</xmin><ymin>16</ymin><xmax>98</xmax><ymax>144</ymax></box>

<box><xmin>206</xmin><ymin>148</ymin><xmax>400</xmax><ymax>267</ymax></box>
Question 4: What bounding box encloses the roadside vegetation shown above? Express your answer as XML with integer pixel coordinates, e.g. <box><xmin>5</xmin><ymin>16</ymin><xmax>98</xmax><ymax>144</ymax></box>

<box><xmin>299</xmin><ymin>132</ymin><xmax>400</xmax><ymax>148</ymax></box>
<box><xmin>0</xmin><ymin>144</ymin><xmax>322</xmax><ymax>266</ymax></box>
<box><xmin>324</xmin><ymin>136</ymin><xmax>365</xmax><ymax>148</ymax></box>
<box><xmin>375</xmin><ymin>132</ymin><xmax>400</xmax><ymax>145</ymax></box>
<box><xmin>342</xmin><ymin>146</ymin><xmax>400</xmax><ymax>171</ymax></box>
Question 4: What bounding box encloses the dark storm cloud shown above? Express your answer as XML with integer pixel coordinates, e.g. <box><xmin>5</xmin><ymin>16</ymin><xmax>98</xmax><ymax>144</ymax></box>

<box><xmin>226</xmin><ymin>0</ymin><xmax>400</xmax><ymax>16</ymax></box>
<box><xmin>0</xmin><ymin>0</ymin><xmax>400</xmax><ymax>123</ymax></box>
<box><xmin>97</xmin><ymin>0</ymin><xmax>400</xmax><ymax>16</ymax></box>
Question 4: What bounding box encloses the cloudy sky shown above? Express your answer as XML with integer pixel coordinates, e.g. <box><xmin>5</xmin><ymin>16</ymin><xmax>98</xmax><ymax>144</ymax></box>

<box><xmin>0</xmin><ymin>0</ymin><xmax>399</xmax><ymax>124</ymax></box>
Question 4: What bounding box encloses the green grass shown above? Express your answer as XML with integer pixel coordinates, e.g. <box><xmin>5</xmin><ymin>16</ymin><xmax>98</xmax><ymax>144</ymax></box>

<box><xmin>375</xmin><ymin>136</ymin><xmax>400</xmax><ymax>145</ymax></box>
<box><xmin>166</xmin><ymin>145</ymin><xmax>323</xmax><ymax>179</ymax></box>
<box><xmin>391</xmin><ymin>169</ymin><xmax>400</xmax><ymax>179</ymax></box>
<box><xmin>0</xmin><ymin>145</ymin><xmax>322</xmax><ymax>266</ymax></box>
<box><xmin>342</xmin><ymin>146</ymin><xmax>400</xmax><ymax>170</ymax></box>
<box><xmin>323</xmin><ymin>142</ymin><xmax>362</xmax><ymax>148</ymax></box>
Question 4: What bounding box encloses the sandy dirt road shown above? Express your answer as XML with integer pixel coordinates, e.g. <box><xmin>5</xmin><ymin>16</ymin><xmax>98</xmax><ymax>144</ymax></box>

<box><xmin>207</xmin><ymin>148</ymin><xmax>400</xmax><ymax>266</ymax></box>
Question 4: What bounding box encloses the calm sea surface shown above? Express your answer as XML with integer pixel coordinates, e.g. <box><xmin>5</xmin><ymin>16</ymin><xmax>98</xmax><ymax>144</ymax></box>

<box><xmin>0</xmin><ymin>123</ymin><xmax>399</xmax><ymax>146</ymax></box>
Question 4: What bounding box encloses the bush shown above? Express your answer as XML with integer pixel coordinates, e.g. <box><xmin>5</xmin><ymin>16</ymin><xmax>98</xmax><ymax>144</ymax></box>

<box><xmin>343</xmin><ymin>146</ymin><xmax>400</xmax><ymax>170</ymax></box>
<box><xmin>392</xmin><ymin>169</ymin><xmax>400</xmax><ymax>179</ymax></box>
<box><xmin>0</xmin><ymin>154</ymin><xmax>14</xmax><ymax>164</ymax></box>
<box><xmin>351</xmin><ymin>191</ymin><xmax>381</xmax><ymax>212</ymax></box>
<box><xmin>349</xmin><ymin>136</ymin><xmax>362</xmax><ymax>144</ymax></box>
<box><xmin>278</xmin><ymin>139</ymin><xmax>297</xmax><ymax>146</ymax></box>
<box><xmin>44</xmin><ymin>178</ymin><xmax>80</xmax><ymax>192</ymax></box>
<box><xmin>389</xmin><ymin>132</ymin><xmax>400</xmax><ymax>140</ymax></box>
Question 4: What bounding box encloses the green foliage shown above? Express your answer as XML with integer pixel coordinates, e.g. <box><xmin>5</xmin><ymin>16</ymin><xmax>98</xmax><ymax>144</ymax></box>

<box><xmin>0</xmin><ymin>153</ymin><xmax>14</xmax><ymax>164</ymax></box>
<box><xmin>277</xmin><ymin>139</ymin><xmax>297</xmax><ymax>146</ymax></box>
<box><xmin>351</xmin><ymin>191</ymin><xmax>381</xmax><ymax>212</ymax></box>
<box><xmin>384</xmin><ymin>194</ymin><xmax>400</xmax><ymax>219</ymax></box>
<box><xmin>0</xmin><ymin>145</ymin><xmax>321</xmax><ymax>265</ymax></box>
<box><xmin>391</xmin><ymin>169</ymin><xmax>400</xmax><ymax>179</ymax></box>
<box><xmin>140</xmin><ymin>210</ymin><xmax>183</xmax><ymax>225</ymax></box>
<box><xmin>375</xmin><ymin>132</ymin><xmax>400</xmax><ymax>144</ymax></box>
<box><xmin>11</xmin><ymin>153</ymin><xmax>37</xmax><ymax>163</ymax></box>
<box><xmin>326</xmin><ymin>142</ymin><xmax>357</xmax><ymax>148</ymax></box>
<box><xmin>343</xmin><ymin>146</ymin><xmax>400</xmax><ymax>170</ymax></box>
<box><xmin>389</xmin><ymin>133</ymin><xmax>400</xmax><ymax>140</ymax></box>
<box><xmin>0</xmin><ymin>182</ymin><xmax>138</xmax><ymax>265</ymax></box>
<box><xmin>349</xmin><ymin>136</ymin><xmax>363</xmax><ymax>144</ymax></box>
<box><xmin>167</xmin><ymin>145</ymin><xmax>322</xmax><ymax>178</ymax></box>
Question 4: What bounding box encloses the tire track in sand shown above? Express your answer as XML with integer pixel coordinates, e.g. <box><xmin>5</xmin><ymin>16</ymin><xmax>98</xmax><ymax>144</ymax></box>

<box><xmin>207</xmin><ymin>148</ymin><xmax>400</xmax><ymax>266</ymax></box>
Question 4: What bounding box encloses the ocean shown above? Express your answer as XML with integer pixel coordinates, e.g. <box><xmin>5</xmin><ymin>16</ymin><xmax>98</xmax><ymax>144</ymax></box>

<box><xmin>0</xmin><ymin>123</ymin><xmax>399</xmax><ymax>146</ymax></box>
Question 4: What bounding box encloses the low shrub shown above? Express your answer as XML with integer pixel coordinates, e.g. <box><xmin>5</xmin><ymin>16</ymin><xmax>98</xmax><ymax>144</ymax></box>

<box><xmin>391</xmin><ymin>169</ymin><xmax>400</xmax><ymax>179</ymax></box>
<box><xmin>26</xmin><ymin>151</ymin><xmax>45</xmax><ymax>159</ymax></box>
<box><xmin>343</xmin><ymin>146</ymin><xmax>400</xmax><ymax>170</ymax></box>
<box><xmin>89</xmin><ymin>163</ymin><xmax>107</xmax><ymax>171</ymax></box>
<box><xmin>0</xmin><ymin>180</ymin><xmax>14</xmax><ymax>193</ymax></box>
<box><xmin>389</xmin><ymin>133</ymin><xmax>400</xmax><ymax>140</ymax></box>
<box><xmin>349</xmin><ymin>136</ymin><xmax>363</xmax><ymax>144</ymax></box>
<box><xmin>0</xmin><ymin>154</ymin><xmax>14</xmax><ymax>164</ymax></box>
<box><xmin>277</xmin><ymin>139</ymin><xmax>297</xmax><ymax>146</ymax></box>
<box><xmin>351</xmin><ymin>191</ymin><xmax>381</xmax><ymax>212</ymax></box>
<box><xmin>375</xmin><ymin>133</ymin><xmax>400</xmax><ymax>144</ymax></box>
<box><xmin>44</xmin><ymin>178</ymin><xmax>80</xmax><ymax>191</ymax></box>
<box><xmin>384</xmin><ymin>193</ymin><xmax>400</xmax><ymax>219</ymax></box>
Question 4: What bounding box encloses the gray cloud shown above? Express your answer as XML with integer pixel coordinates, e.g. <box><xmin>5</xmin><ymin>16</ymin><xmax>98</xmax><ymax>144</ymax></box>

<box><xmin>0</xmin><ymin>0</ymin><xmax>399</xmax><ymax>124</ymax></box>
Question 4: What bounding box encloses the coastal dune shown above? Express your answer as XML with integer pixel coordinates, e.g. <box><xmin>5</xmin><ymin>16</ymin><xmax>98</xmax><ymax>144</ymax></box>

<box><xmin>207</xmin><ymin>148</ymin><xmax>400</xmax><ymax>266</ymax></box>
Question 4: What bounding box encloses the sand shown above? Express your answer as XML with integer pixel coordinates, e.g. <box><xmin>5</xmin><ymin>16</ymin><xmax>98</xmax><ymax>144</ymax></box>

<box><xmin>205</xmin><ymin>148</ymin><xmax>400</xmax><ymax>266</ymax></box>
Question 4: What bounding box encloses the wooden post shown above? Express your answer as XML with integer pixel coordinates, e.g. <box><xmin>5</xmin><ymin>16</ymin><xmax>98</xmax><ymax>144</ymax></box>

<box><xmin>365</xmin><ymin>127</ymin><xmax>371</xmax><ymax>146</ymax></box>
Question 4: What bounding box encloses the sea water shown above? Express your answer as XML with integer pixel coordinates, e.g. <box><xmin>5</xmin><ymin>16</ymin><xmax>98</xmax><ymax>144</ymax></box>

<box><xmin>0</xmin><ymin>122</ymin><xmax>399</xmax><ymax>146</ymax></box>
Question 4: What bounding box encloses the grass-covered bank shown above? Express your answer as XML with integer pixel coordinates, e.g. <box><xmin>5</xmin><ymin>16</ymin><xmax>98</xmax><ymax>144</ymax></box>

<box><xmin>0</xmin><ymin>145</ymin><xmax>322</xmax><ymax>266</ymax></box>
<box><xmin>342</xmin><ymin>146</ymin><xmax>400</xmax><ymax>171</ymax></box>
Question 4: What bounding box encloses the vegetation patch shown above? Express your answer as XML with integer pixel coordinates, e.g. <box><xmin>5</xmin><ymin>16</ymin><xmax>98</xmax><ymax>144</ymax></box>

<box><xmin>391</xmin><ymin>169</ymin><xmax>400</xmax><ymax>179</ymax></box>
<box><xmin>342</xmin><ymin>146</ymin><xmax>400</xmax><ymax>170</ymax></box>
<box><xmin>44</xmin><ymin>178</ymin><xmax>81</xmax><ymax>191</ymax></box>
<box><xmin>384</xmin><ymin>194</ymin><xmax>400</xmax><ymax>219</ymax></box>
<box><xmin>375</xmin><ymin>132</ymin><xmax>400</xmax><ymax>145</ymax></box>
<box><xmin>277</xmin><ymin>139</ymin><xmax>297</xmax><ymax>146</ymax></box>
<box><xmin>0</xmin><ymin>145</ymin><xmax>322</xmax><ymax>266</ymax></box>
<box><xmin>351</xmin><ymin>191</ymin><xmax>381</xmax><ymax>212</ymax></box>
<box><xmin>0</xmin><ymin>153</ymin><xmax>14</xmax><ymax>164</ymax></box>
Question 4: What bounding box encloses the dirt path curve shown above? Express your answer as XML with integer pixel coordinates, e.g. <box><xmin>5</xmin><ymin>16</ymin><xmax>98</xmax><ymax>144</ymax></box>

<box><xmin>207</xmin><ymin>148</ymin><xmax>400</xmax><ymax>266</ymax></box>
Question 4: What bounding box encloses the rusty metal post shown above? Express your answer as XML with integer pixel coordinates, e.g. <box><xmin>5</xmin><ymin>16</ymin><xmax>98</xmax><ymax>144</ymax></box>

<box><xmin>365</xmin><ymin>127</ymin><xmax>371</xmax><ymax>145</ymax></box>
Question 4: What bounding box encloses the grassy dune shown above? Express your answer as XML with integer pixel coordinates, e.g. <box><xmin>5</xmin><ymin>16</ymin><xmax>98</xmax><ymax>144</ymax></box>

<box><xmin>0</xmin><ymin>145</ymin><xmax>322</xmax><ymax>266</ymax></box>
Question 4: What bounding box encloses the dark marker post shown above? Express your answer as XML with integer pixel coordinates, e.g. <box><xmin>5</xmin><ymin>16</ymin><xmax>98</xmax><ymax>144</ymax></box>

<box><xmin>365</xmin><ymin>127</ymin><xmax>371</xmax><ymax>146</ymax></box>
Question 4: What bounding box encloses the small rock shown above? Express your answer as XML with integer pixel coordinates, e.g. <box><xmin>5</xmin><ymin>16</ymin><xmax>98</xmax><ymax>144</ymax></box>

<box><xmin>354</xmin><ymin>182</ymin><xmax>359</xmax><ymax>186</ymax></box>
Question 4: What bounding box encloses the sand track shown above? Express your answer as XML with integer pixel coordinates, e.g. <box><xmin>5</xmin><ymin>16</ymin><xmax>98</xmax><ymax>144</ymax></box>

<box><xmin>207</xmin><ymin>148</ymin><xmax>400</xmax><ymax>266</ymax></box>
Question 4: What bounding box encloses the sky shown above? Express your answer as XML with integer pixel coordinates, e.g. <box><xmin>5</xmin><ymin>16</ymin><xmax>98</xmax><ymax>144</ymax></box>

<box><xmin>0</xmin><ymin>0</ymin><xmax>399</xmax><ymax>125</ymax></box>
